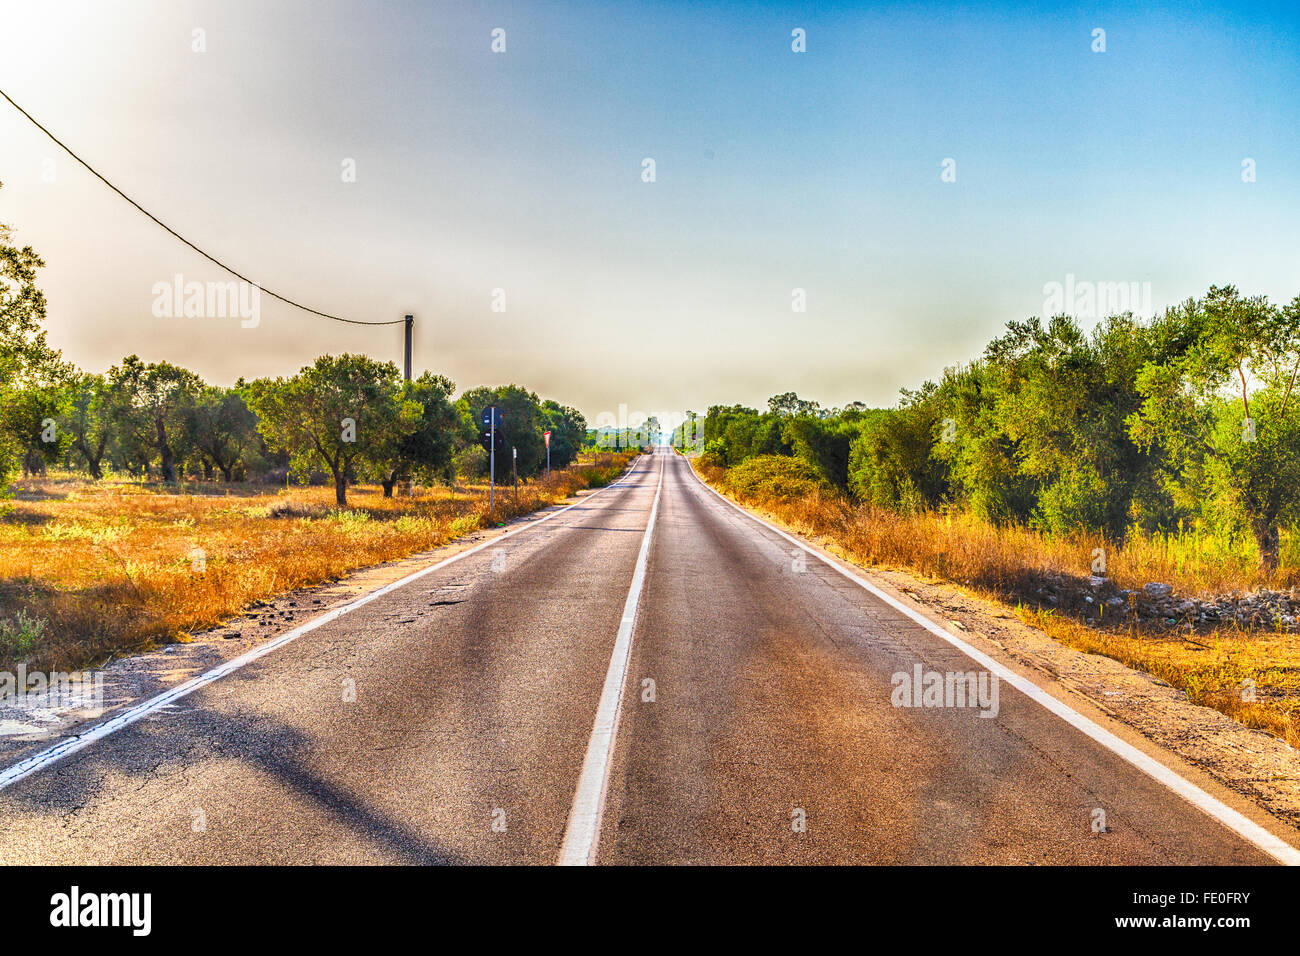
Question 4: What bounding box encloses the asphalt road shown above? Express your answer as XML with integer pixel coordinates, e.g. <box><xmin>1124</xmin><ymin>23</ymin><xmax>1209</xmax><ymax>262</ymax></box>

<box><xmin>0</xmin><ymin>447</ymin><xmax>1287</xmax><ymax>864</ymax></box>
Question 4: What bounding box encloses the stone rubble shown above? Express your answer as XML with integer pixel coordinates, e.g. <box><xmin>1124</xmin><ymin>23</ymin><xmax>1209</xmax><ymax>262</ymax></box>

<box><xmin>1031</xmin><ymin>574</ymin><xmax>1300</xmax><ymax>631</ymax></box>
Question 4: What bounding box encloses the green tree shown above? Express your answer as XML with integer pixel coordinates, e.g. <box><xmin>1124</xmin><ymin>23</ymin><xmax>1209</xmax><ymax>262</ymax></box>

<box><xmin>186</xmin><ymin>383</ymin><xmax>258</xmax><ymax>481</ymax></box>
<box><xmin>702</xmin><ymin>405</ymin><xmax>761</xmax><ymax>465</ymax></box>
<box><xmin>1130</xmin><ymin>287</ymin><xmax>1300</xmax><ymax>568</ymax></box>
<box><xmin>107</xmin><ymin>356</ymin><xmax>202</xmax><ymax>482</ymax></box>
<box><xmin>848</xmin><ymin>390</ymin><xmax>945</xmax><ymax>511</ymax></box>
<box><xmin>541</xmin><ymin>400</ymin><xmax>586</xmax><ymax>470</ymax></box>
<box><xmin>931</xmin><ymin>361</ymin><xmax>1036</xmax><ymax>525</ymax></box>
<box><xmin>767</xmin><ymin>391</ymin><xmax>821</xmax><ymax>417</ymax></box>
<box><xmin>376</xmin><ymin>373</ymin><xmax>464</xmax><ymax>495</ymax></box>
<box><xmin>980</xmin><ymin>314</ymin><xmax>1166</xmax><ymax>535</ymax></box>
<box><xmin>0</xmin><ymin>183</ymin><xmax>64</xmax><ymax>489</ymax></box>
<box><xmin>6</xmin><ymin>382</ymin><xmax>69</xmax><ymax>477</ymax></box>
<box><xmin>247</xmin><ymin>354</ymin><xmax>410</xmax><ymax>506</ymax></box>
<box><xmin>64</xmin><ymin>373</ymin><xmax>113</xmax><ymax>479</ymax></box>
<box><xmin>780</xmin><ymin>411</ymin><xmax>858</xmax><ymax>490</ymax></box>
<box><xmin>459</xmin><ymin>385</ymin><xmax>545</xmax><ymax>479</ymax></box>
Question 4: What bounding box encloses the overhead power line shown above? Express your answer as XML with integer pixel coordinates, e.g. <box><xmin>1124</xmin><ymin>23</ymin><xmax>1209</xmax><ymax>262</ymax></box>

<box><xmin>0</xmin><ymin>87</ymin><xmax>403</xmax><ymax>327</ymax></box>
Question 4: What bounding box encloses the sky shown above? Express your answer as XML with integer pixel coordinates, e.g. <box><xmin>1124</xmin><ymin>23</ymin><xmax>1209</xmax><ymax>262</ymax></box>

<box><xmin>1</xmin><ymin>0</ymin><xmax>1298</xmax><ymax>425</ymax></box>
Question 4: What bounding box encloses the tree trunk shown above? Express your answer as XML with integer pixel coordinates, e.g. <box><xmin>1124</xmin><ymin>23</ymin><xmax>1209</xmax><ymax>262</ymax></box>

<box><xmin>83</xmin><ymin>437</ymin><xmax>106</xmax><ymax>480</ymax></box>
<box><xmin>84</xmin><ymin>443</ymin><xmax>104</xmax><ymax>480</ymax></box>
<box><xmin>381</xmin><ymin>467</ymin><xmax>399</xmax><ymax>498</ymax></box>
<box><xmin>218</xmin><ymin>462</ymin><xmax>233</xmax><ymax>482</ymax></box>
<box><xmin>1252</xmin><ymin>517</ymin><xmax>1281</xmax><ymax>572</ymax></box>
<box><xmin>334</xmin><ymin>472</ymin><xmax>348</xmax><ymax>507</ymax></box>
<box><xmin>156</xmin><ymin>417</ymin><xmax>176</xmax><ymax>483</ymax></box>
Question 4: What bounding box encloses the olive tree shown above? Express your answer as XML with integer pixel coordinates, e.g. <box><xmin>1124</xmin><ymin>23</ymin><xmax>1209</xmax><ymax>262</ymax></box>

<box><xmin>248</xmin><ymin>354</ymin><xmax>413</xmax><ymax>506</ymax></box>
<box><xmin>1130</xmin><ymin>287</ymin><xmax>1300</xmax><ymax>568</ymax></box>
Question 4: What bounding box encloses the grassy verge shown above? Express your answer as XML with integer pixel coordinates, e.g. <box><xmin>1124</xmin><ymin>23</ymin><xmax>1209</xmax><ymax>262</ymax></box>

<box><xmin>0</xmin><ymin>452</ymin><xmax>635</xmax><ymax>672</ymax></box>
<box><xmin>692</xmin><ymin>454</ymin><xmax>1300</xmax><ymax>747</ymax></box>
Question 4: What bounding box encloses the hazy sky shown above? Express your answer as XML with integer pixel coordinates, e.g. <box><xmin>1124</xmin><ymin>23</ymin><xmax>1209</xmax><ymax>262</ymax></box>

<box><xmin>1</xmin><ymin>0</ymin><xmax>1298</xmax><ymax>422</ymax></box>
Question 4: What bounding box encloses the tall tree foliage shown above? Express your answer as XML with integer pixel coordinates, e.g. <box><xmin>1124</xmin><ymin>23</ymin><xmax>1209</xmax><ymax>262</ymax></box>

<box><xmin>1130</xmin><ymin>287</ymin><xmax>1300</xmax><ymax>568</ymax></box>
<box><xmin>703</xmin><ymin>286</ymin><xmax>1300</xmax><ymax>569</ymax></box>
<box><xmin>0</xmin><ymin>182</ymin><xmax>66</xmax><ymax>489</ymax></box>
<box><xmin>247</xmin><ymin>354</ymin><xmax>412</xmax><ymax>506</ymax></box>
<box><xmin>376</xmin><ymin>373</ymin><xmax>465</xmax><ymax>495</ymax></box>
<box><xmin>186</xmin><ymin>383</ymin><xmax>258</xmax><ymax>481</ymax></box>
<box><xmin>107</xmin><ymin>356</ymin><xmax>202</xmax><ymax>483</ymax></box>
<box><xmin>459</xmin><ymin>385</ymin><xmax>547</xmax><ymax>480</ymax></box>
<box><xmin>541</xmin><ymin>400</ymin><xmax>587</xmax><ymax>470</ymax></box>
<box><xmin>64</xmin><ymin>373</ymin><xmax>114</xmax><ymax>479</ymax></box>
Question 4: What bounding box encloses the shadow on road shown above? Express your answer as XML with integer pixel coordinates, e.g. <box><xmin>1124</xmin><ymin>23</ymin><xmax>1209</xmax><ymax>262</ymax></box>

<box><xmin>0</xmin><ymin>704</ymin><xmax>465</xmax><ymax>865</ymax></box>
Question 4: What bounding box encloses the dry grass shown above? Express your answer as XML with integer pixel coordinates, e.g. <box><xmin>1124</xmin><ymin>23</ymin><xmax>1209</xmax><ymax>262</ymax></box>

<box><xmin>700</xmin><ymin>458</ymin><xmax>1300</xmax><ymax>597</ymax></box>
<box><xmin>695</xmin><ymin>456</ymin><xmax>1300</xmax><ymax>747</ymax></box>
<box><xmin>0</xmin><ymin>453</ymin><xmax>635</xmax><ymax>672</ymax></box>
<box><xmin>1016</xmin><ymin>611</ymin><xmax>1300</xmax><ymax>746</ymax></box>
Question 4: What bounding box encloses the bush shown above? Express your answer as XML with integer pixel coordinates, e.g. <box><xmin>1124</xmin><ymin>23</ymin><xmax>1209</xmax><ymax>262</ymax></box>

<box><xmin>722</xmin><ymin>454</ymin><xmax>834</xmax><ymax>502</ymax></box>
<box><xmin>266</xmin><ymin>499</ymin><xmax>328</xmax><ymax>520</ymax></box>
<box><xmin>848</xmin><ymin>403</ymin><xmax>946</xmax><ymax>512</ymax></box>
<box><xmin>0</xmin><ymin>609</ymin><xmax>47</xmax><ymax>656</ymax></box>
<box><xmin>1032</xmin><ymin>466</ymin><xmax>1111</xmax><ymax>536</ymax></box>
<box><xmin>455</xmin><ymin>445</ymin><xmax>488</xmax><ymax>479</ymax></box>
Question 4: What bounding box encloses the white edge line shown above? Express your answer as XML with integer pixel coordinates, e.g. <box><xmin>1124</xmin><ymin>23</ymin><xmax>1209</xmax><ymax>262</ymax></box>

<box><xmin>558</xmin><ymin>451</ymin><xmax>665</xmax><ymax>865</ymax></box>
<box><xmin>0</xmin><ymin>456</ymin><xmax>648</xmax><ymax>793</ymax></box>
<box><xmin>687</xmin><ymin>457</ymin><xmax>1300</xmax><ymax>867</ymax></box>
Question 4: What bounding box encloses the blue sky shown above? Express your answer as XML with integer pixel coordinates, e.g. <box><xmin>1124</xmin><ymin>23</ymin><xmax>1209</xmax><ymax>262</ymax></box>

<box><xmin>1</xmin><ymin>0</ymin><xmax>1298</xmax><ymax>419</ymax></box>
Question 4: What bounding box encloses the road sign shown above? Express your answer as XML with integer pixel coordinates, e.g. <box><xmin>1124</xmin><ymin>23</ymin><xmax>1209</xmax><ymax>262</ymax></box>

<box><xmin>479</xmin><ymin>406</ymin><xmax>505</xmax><ymax>454</ymax></box>
<box><xmin>480</xmin><ymin>405</ymin><xmax>505</xmax><ymax>518</ymax></box>
<box><xmin>544</xmin><ymin>430</ymin><xmax>551</xmax><ymax>447</ymax></box>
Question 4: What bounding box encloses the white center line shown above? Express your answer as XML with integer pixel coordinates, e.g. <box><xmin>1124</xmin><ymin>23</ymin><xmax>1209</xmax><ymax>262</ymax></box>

<box><xmin>558</xmin><ymin>449</ymin><xmax>665</xmax><ymax>865</ymax></box>
<box><xmin>0</xmin><ymin>456</ymin><xmax>648</xmax><ymax>793</ymax></box>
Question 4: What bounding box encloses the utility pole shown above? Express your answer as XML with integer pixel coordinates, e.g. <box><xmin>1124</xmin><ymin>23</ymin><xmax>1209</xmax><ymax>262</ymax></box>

<box><xmin>403</xmin><ymin>314</ymin><xmax>414</xmax><ymax>495</ymax></box>
<box><xmin>403</xmin><ymin>314</ymin><xmax>413</xmax><ymax>381</ymax></box>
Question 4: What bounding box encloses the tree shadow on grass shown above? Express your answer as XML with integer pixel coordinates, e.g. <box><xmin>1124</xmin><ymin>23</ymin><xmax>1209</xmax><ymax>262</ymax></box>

<box><xmin>0</xmin><ymin>509</ymin><xmax>54</xmax><ymax>528</ymax></box>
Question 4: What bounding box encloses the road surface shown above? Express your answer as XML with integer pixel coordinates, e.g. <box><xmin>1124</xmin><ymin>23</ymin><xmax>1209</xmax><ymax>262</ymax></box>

<box><xmin>0</xmin><ymin>448</ymin><xmax>1288</xmax><ymax>864</ymax></box>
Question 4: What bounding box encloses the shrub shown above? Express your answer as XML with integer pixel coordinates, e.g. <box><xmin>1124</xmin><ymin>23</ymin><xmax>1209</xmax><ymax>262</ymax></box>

<box><xmin>723</xmin><ymin>454</ymin><xmax>833</xmax><ymax>502</ymax></box>
<box><xmin>0</xmin><ymin>609</ymin><xmax>47</xmax><ymax>656</ymax></box>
